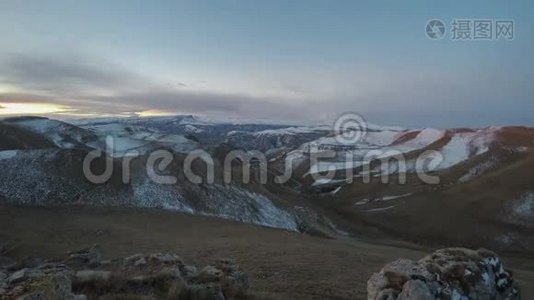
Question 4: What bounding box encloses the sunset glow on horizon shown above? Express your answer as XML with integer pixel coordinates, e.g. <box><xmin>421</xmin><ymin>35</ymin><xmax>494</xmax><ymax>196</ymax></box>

<box><xmin>0</xmin><ymin>102</ymin><xmax>73</xmax><ymax>116</ymax></box>
<box><xmin>136</xmin><ymin>109</ymin><xmax>179</xmax><ymax>117</ymax></box>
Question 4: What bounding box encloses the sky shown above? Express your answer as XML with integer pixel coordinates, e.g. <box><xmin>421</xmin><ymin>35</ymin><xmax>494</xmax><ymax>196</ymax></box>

<box><xmin>0</xmin><ymin>0</ymin><xmax>533</xmax><ymax>128</ymax></box>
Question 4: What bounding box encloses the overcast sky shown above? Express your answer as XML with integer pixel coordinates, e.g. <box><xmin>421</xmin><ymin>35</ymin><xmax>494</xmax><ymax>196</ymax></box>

<box><xmin>0</xmin><ymin>0</ymin><xmax>533</xmax><ymax>127</ymax></box>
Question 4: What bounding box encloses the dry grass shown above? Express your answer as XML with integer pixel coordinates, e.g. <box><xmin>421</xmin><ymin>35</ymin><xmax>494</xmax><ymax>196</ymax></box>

<box><xmin>1</xmin><ymin>205</ymin><xmax>533</xmax><ymax>299</ymax></box>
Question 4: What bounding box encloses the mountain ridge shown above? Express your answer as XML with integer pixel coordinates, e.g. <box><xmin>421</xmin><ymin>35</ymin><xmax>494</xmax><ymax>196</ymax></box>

<box><xmin>0</xmin><ymin>115</ymin><xmax>533</xmax><ymax>255</ymax></box>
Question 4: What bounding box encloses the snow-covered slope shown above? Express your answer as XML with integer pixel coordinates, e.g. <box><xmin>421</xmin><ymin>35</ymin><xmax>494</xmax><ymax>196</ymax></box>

<box><xmin>301</xmin><ymin>127</ymin><xmax>500</xmax><ymax>179</ymax></box>
<box><xmin>81</xmin><ymin>122</ymin><xmax>200</xmax><ymax>156</ymax></box>
<box><xmin>0</xmin><ymin>116</ymin><xmax>201</xmax><ymax>157</ymax></box>
<box><xmin>436</xmin><ymin>129</ymin><xmax>495</xmax><ymax>170</ymax></box>
<box><xmin>73</xmin><ymin>115</ymin><xmax>295</xmax><ymax>148</ymax></box>
<box><xmin>225</xmin><ymin>125</ymin><xmax>330</xmax><ymax>152</ymax></box>
<box><xmin>0</xmin><ymin>116</ymin><xmax>301</xmax><ymax>232</ymax></box>
<box><xmin>1</xmin><ymin>115</ymin><xmax>533</xmax><ymax>243</ymax></box>
<box><xmin>0</xmin><ymin>116</ymin><xmax>102</xmax><ymax>151</ymax></box>
<box><xmin>0</xmin><ymin>146</ymin><xmax>300</xmax><ymax>231</ymax></box>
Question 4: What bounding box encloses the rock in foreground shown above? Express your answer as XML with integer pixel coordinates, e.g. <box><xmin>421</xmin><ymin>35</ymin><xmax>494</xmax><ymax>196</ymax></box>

<box><xmin>0</xmin><ymin>246</ymin><xmax>251</xmax><ymax>299</ymax></box>
<box><xmin>367</xmin><ymin>248</ymin><xmax>520</xmax><ymax>300</ymax></box>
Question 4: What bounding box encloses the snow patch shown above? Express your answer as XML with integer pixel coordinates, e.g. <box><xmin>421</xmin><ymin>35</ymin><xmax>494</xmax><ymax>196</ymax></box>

<box><xmin>311</xmin><ymin>178</ymin><xmax>347</xmax><ymax>187</ymax></box>
<box><xmin>183</xmin><ymin>124</ymin><xmax>204</xmax><ymax>133</ymax></box>
<box><xmin>363</xmin><ymin>205</ymin><xmax>396</xmax><ymax>212</ymax></box>
<box><xmin>458</xmin><ymin>157</ymin><xmax>498</xmax><ymax>183</ymax></box>
<box><xmin>197</xmin><ymin>184</ymin><xmax>299</xmax><ymax>231</ymax></box>
<box><xmin>437</xmin><ymin>131</ymin><xmax>494</xmax><ymax>170</ymax></box>
<box><xmin>0</xmin><ymin>150</ymin><xmax>18</xmax><ymax>160</ymax></box>
<box><xmin>511</xmin><ymin>192</ymin><xmax>534</xmax><ymax>218</ymax></box>
<box><xmin>330</xmin><ymin>186</ymin><xmax>342</xmax><ymax>194</ymax></box>
<box><xmin>516</xmin><ymin>146</ymin><xmax>528</xmax><ymax>153</ymax></box>
<box><xmin>305</xmin><ymin>128</ymin><xmax>445</xmax><ymax>175</ymax></box>
<box><xmin>354</xmin><ymin>198</ymin><xmax>370</xmax><ymax>206</ymax></box>
<box><xmin>381</xmin><ymin>193</ymin><xmax>412</xmax><ymax>201</ymax></box>
<box><xmin>354</xmin><ymin>193</ymin><xmax>411</xmax><ymax>206</ymax></box>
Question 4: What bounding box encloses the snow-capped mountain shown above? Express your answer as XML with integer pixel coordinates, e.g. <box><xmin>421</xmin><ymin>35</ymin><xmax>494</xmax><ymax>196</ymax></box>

<box><xmin>0</xmin><ymin>116</ymin><xmax>303</xmax><ymax>232</ymax></box>
<box><xmin>1</xmin><ymin>115</ymin><xmax>533</xmax><ymax>255</ymax></box>
<box><xmin>0</xmin><ymin>116</ymin><xmax>102</xmax><ymax>151</ymax></box>
<box><xmin>297</xmin><ymin>126</ymin><xmax>500</xmax><ymax>181</ymax></box>
<box><xmin>225</xmin><ymin>125</ymin><xmax>331</xmax><ymax>152</ymax></box>
<box><xmin>73</xmin><ymin>115</ymin><xmax>295</xmax><ymax>147</ymax></box>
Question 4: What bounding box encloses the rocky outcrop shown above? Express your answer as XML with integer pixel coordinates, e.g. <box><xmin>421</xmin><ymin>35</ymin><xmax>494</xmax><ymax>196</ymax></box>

<box><xmin>0</xmin><ymin>262</ymin><xmax>79</xmax><ymax>299</ymax></box>
<box><xmin>367</xmin><ymin>248</ymin><xmax>520</xmax><ymax>300</ymax></box>
<box><xmin>0</xmin><ymin>246</ymin><xmax>251</xmax><ymax>300</ymax></box>
<box><xmin>66</xmin><ymin>244</ymin><xmax>103</xmax><ymax>267</ymax></box>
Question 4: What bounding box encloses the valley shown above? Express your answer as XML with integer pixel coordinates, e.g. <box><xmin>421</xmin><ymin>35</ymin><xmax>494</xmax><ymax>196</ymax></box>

<box><xmin>1</xmin><ymin>115</ymin><xmax>533</xmax><ymax>298</ymax></box>
<box><xmin>1</xmin><ymin>206</ymin><xmax>533</xmax><ymax>299</ymax></box>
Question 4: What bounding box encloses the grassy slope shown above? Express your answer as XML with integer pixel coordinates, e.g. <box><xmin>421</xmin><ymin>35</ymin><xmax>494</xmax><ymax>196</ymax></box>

<box><xmin>295</xmin><ymin>129</ymin><xmax>534</xmax><ymax>256</ymax></box>
<box><xmin>0</xmin><ymin>205</ymin><xmax>533</xmax><ymax>299</ymax></box>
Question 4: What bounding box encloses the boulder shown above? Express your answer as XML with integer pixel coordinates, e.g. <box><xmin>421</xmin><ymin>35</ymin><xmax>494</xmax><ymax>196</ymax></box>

<box><xmin>67</xmin><ymin>244</ymin><xmax>102</xmax><ymax>267</ymax></box>
<box><xmin>8</xmin><ymin>268</ymin><xmax>44</xmax><ymax>284</ymax></box>
<box><xmin>134</xmin><ymin>257</ymin><xmax>147</xmax><ymax>267</ymax></box>
<box><xmin>367</xmin><ymin>248</ymin><xmax>520</xmax><ymax>300</ymax></box>
<box><xmin>38</xmin><ymin>263</ymin><xmax>73</xmax><ymax>277</ymax></box>
<box><xmin>181</xmin><ymin>265</ymin><xmax>198</xmax><ymax>278</ymax></box>
<box><xmin>192</xmin><ymin>266</ymin><xmax>224</xmax><ymax>284</ymax></box>
<box><xmin>155</xmin><ymin>265</ymin><xmax>182</xmax><ymax>279</ymax></box>
<box><xmin>18</xmin><ymin>273</ymin><xmax>74</xmax><ymax>300</ymax></box>
<box><xmin>149</xmin><ymin>253</ymin><xmax>182</xmax><ymax>265</ymax></box>
<box><xmin>188</xmin><ymin>259</ymin><xmax>249</xmax><ymax>298</ymax></box>
<box><xmin>0</xmin><ymin>263</ymin><xmax>79</xmax><ymax>299</ymax></box>
<box><xmin>123</xmin><ymin>252</ymin><xmax>183</xmax><ymax>269</ymax></box>
<box><xmin>1</xmin><ymin>250</ymin><xmax>251</xmax><ymax>299</ymax></box>
<box><xmin>397</xmin><ymin>280</ymin><xmax>433</xmax><ymax>300</ymax></box>
<box><xmin>124</xmin><ymin>253</ymin><xmax>145</xmax><ymax>265</ymax></box>
<box><xmin>74</xmin><ymin>270</ymin><xmax>112</xmax><ymax>282</ymax></box>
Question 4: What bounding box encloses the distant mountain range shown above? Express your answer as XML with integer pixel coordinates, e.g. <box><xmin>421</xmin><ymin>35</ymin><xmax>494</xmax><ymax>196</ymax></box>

<box><xmin>1</xmin><ymin>115</ymin><xmax>533</xmax><ymax>255</ymax></box>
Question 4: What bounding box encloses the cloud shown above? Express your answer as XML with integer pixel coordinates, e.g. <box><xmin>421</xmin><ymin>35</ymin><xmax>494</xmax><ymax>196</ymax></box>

<box><xmin>0</xmin><ymin>53</ymin><xmax>147</xmax><ymax>97</ymax></box>
<box><xmin>0</xmin><ymin>53</ymin><xmax>322</xmax><ymax>120</ymax></box>
<box><xmin>92</xmin><ymin>89</ymin><xmax>321</xmax><ymax>119</ymax></box>
<box><xmin>0</xmin><ymin>89</ymin><xmax>321</xmax><ymax>120</ymax></box>
<box><xmin>0</xmin><ymin>52</ymin><xmax>533</xmax><ymax>127</ymax></box>
<box><xmin>0</xmin><ymin>92</ymin><xmax>66</xmax><ymax>104</ymax></box>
